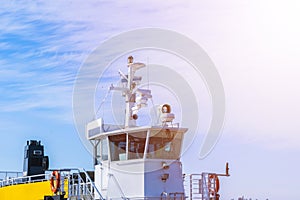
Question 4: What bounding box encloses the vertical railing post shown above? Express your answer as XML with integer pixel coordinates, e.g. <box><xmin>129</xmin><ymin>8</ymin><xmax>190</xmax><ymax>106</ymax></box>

<box><xmin>189</xmin><ymin>175</ymin><xmax>193</xmax><ymax>200</ymax></box>
<box><xmin>68</xmin><ymin>173</ymin><xmax>71</xmax><ymax>198</ymax></box>
<box><xmin>77</xmin><ymin>174</ymin><xmax>80</xmax><ymax>199</ymax></box>
<box><xmin>83</xmin><ymin>176</ymin><xmax>86</xmax><ymax>195</ymax></box>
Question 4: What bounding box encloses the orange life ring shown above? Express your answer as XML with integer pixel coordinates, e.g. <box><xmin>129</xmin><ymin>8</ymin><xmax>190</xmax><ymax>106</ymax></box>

<box><xmin>50</xmin><ymin>170</ymin><xmax>61</xmax><ymax>194</ymax></box>
<box><xmin>208</xmin><ymin>174</ymin><xmax>220</xmax><ymax>196</ymax></box>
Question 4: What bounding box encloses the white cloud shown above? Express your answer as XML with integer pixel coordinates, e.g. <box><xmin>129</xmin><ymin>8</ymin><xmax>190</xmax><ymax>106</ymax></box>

<box><xmin>1</xmin><ymin>0</ymin><xmax>300</xmax><ymax>148</ymax></box>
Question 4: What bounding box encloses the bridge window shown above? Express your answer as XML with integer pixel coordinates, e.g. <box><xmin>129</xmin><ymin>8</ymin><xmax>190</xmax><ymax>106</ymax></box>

<box><xmin>107</xmin><ymin>130</ymin><xmax>182</xmax><ymax>161</ymax></box>
<box><xmin>109</xmin><ymin>134</ymin><xmax>126</xmax><ymax>161</ymax></box>
<box><xmin>94</xmin><ymin>138</ymin><xmax>108</xmax><ymax>164</ymax></box>
<box><xmin>146</xmin><ymin>129</ymin><xmax>182</xmax><ymax>160</ymax></box>
<box><xmin>108</xmin><ymin>132</ymin><xmax>147</xmax><ymax>161</ymax></box>
<box><xmin>128</xmin><ymin>132</ymin><xmax>146</xmax><ymax>159</ymax></box>
<box><xmin>101</xmin><ymin>138</ymin><xmax>108</xmax><ymax>161</ymax></box>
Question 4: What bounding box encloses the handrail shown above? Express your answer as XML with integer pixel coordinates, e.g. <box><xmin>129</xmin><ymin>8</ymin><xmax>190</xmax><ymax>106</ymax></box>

<box><xmin>0</xmin><ymin>168</ymin><xmax>105</xmax><ymax>200</ymax></box>
<box><xmin>80</xmin><ymin>168</ymin><xmax>104</xmax><ymax>200</ymax></box>
<box><xmin>0</xmin><ymin>173</ymin><xmax>50</xmax><ymax>187</ymax></box>
<box><xmin>76</xmin><ymin>168</ymin><xmax>104</xmax><ymax>200</ymax></box>
<box><xmin>60</xmin><ymin>168</ymin><xmax>104</xmax><ymax>200</ymax></box>
<box><xmin>108</xmin><ymin>173</ymin><xmax>128</xmax><ymax>200</ymax></box>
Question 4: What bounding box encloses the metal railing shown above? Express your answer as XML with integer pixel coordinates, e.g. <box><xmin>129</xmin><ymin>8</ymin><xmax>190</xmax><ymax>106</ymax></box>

<box><xmin>66</xmin><ymin>168</ymin><xmax>104</xmax><ymax>200</ymax></box>
<box><xmin>0</xmin><ymin>172</ymin><xmax>50</xmax><ymax>187</ymax></box>
<box><xmin>0</xmin><ymin>169</ymin><xmax>104</xmax><ymax>200</ymax></box>
<box><xmin>0</xmin><ymin>171</ymin><xmax>23</xmax><ymax>181</ymax></box>
<box><xmin>184</xmin><ymin>173</ymin><xmax>219</xmax><ymax>200</ymax></box>
<box><xmin>0</xmin><ymin>170</ymin><xmax>223</xmax><ymax>200</ymax></box>
<box><xmin>162</xmin><ymin>192</ymin><xmax>185</xmax><ymax>200</ymax></box>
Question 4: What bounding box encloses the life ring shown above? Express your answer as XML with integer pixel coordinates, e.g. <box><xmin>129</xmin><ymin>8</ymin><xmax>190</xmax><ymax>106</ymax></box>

<box><xmin>50</xmin><ymin>170</ymin><xmax>61</xmax><ymax>194</ymax></box>
<box><xmin>208</xmin><ymin>174</ymin><xmax>220</xmax><ymax>196</ymax></box>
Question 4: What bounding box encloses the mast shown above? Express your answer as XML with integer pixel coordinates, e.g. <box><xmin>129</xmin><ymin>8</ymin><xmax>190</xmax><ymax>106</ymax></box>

<box><xmin>110</xmin><ymin>56</ymin><xmax>151</xmax><ymax>128</ymax></box>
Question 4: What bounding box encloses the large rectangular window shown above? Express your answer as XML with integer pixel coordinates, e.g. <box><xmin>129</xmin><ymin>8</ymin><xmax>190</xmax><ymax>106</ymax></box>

<box><xmin>108</xmin><ymin>132</ymin><xmax>147</xmax><ymax>161</ymax></box>
<box><xmin>95</xmin><ymin>138</ymin><xmax>109</xmax><ymax>164</ymax></box>
<box><xmin>146</xmin><ymin>129</ymin><xmax>182</xmax><ymax>160</ymax></box>
<box><xmin>109</xmin><ymin>134</ymin><xmax>126</xmax><ymax>161</ymax></box>
<box><xmin>128</xmin><ymin>132</ymin><xmax>146</xmax><ymax>159</ymax></box>
<box><xmin>101</xmin><ymin>138</ymin><xmax>108</xmax><ymax>161</ymax></box>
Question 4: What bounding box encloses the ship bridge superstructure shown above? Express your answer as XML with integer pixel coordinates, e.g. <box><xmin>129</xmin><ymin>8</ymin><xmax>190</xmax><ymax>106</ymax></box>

<box><xmin>86</xmin><ymin>56</ymin><xmax>228</xmax><ymax>200</ymax></box>
<box><xmin>86</xmin><ymin>56</ymin><xmax>188</xmax><ymax>200</ymax></box>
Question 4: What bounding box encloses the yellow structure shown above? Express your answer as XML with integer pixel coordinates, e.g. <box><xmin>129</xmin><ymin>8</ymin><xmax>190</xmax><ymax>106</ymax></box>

<box><xmin>0</xmin><ymin>180</ymin><xmax>68</xmax><ymax>200</ymax></box>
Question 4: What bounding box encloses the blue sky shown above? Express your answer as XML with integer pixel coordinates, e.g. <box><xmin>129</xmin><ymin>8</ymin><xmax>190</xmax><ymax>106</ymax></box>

<box><xmin>1</xmin><ymin>1</ymin><xmax>300</xmax><ymax>199</ymax></box>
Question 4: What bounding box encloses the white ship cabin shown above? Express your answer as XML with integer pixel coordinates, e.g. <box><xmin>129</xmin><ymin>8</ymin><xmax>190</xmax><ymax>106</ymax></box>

<box><xmin>85</xmin><ymin>56</ymin><xmax>189</xmax><ymax>199</ymax></box>
<box><xmin>84</xmin><ymin>56</ymin><xmax>226</xmax><ymax>200</ymax></box>
<box><xmin>86</xmin><ymin>118</ymin><xmax>188</xmax><ymax>200</ymax></box>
